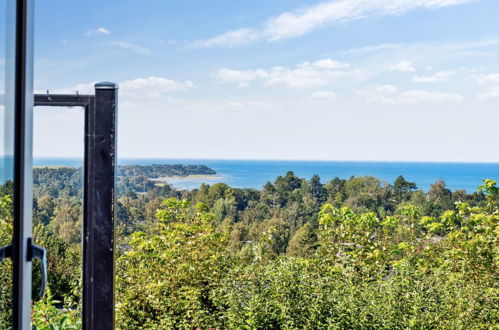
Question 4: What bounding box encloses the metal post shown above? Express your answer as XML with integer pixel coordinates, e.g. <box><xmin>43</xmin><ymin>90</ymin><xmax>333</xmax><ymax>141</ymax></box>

<box><xmin>34</xmin><ymin>88</ymin><xmax>117</xmax><ymax>329</ymax></box>
<box><xmin>83</xmin><ymin>82</ymin><xmax>118</xmax><ymax>330</ymax></box>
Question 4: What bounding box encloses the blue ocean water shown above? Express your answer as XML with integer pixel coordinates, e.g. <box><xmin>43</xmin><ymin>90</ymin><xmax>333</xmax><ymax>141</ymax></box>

<box><xmin>0</xmin><ymin>156</ymin><xmax>495</xmax><ymax>192</ymax></box>
<box><xmin>20</xmin><ymin>157</ymin><xmax>499</xmax><ymax>192</ymax></box>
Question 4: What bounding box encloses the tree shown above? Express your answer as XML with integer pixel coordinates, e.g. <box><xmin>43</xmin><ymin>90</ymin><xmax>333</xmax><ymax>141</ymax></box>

<box><xmin>344</xmin><ymin>176</ymin><xmax>387</xmax><ymax>213</ymax></box>
<box><xmin>116</xmin><ymin>198</ymin><xmax>230</xmax><ymax>329</ymax></box>
<box><xmin>307</xmin><ymin>175</ymin><xmax>326</xmax><ymax>205</ymax></box>
<box><xmin>286</xmin><ymin>223</ymin><xmax>317</xmax><ymax>257</ymax></box>
<box><xmin>50</xmin><ymin>197</ymin><xmax>82</xmax><ymax>245</ymax></box>
<box><xmin>393</xmin><ymin>175</ymin><xmax>417</xmax><ymax>201</ymax></box>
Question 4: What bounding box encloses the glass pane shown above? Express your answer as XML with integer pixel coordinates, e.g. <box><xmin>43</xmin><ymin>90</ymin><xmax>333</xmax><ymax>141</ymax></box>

<box><xmin>0</xmin><ymin>1</ymin><xmax>15</xmax><ymax>328</ymax></box>
<box><xmin>32</xmin><ymin>107</ymin><xmax>84</xmax><ymax>327</ymax></box>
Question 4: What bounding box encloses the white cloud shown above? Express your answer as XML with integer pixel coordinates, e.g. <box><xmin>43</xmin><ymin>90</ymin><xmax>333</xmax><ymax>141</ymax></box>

<box><xmin>360</xmin><ymin>85</ymin><xmax>463</xmax><ymax>104</ymax></box>
<box><xmin>223</xmin><ymin>101</ymin><xmax>277</xmax><ymax>110</ymax></box>
<box><xmin>389</xmin><ymin>60</ymin><xmax>416</xmax><ymax>72</ymax></box>
<box><xmin>474</xmin><ymin>73</ymin><xmax>499</xmax><ymax>84</ymax></box>
<box><xmin>359</xmin><ymin>84</ymin><xmax>398</xmax><ymax>104</ymax></box>
<box><xmin>109</xmin><ymin>41</ymin><xmax>151</xmax><ymax>55</ymax></box>
<box><xmin>264</xmin><ymin>0</ymin><xmax>474</xmax><ymax>41</ymax></box>
<box><xmin>308</xmin><ymin>91</ymin><xmax>337</xmax><ymax>99</ymax></box>
<box><xmin>120</xmin><ymin>77</ymin><xmax>193</xmax><ymax>99</ymax></box>
<box><xmin>214</xmin><ymin>68</ymin><xmax>268</xmax><ymax>83</ymax></box>
<box><xmin>193</xmin><ymin>28</ymin><xmax>259</xmax><ymax>48</ymax></box>
<box><xmin>374</xmin><ymin>84</ymin><xmax>399</xmax><ymax>94</ymax></box>
<box><xmin>238</xmin><ymin>82</ymin><xmax>251</xmax><ymax>88</ymax></box>
<box><xmin>413</xmin><ymin>70</ymin><xmax>455</xmax><ymax>83</ymax></box>
<box><xmin>42</xmin><ymin>77</ymin><xmax>193</xmax><ymax>101</ymax></box>
<box><xmin>215</xmin><ymin>58</ymin><xmax>349</xmax><ymax>89</ymax></box>
<box><xmin>333</xmin><ymin>39</ymin><xmax>499</xmax><ymax>61</ymax></box>
<box><xmin>340</xmin><ymin>43</ymin><xmax>405</xmax><ymax>55</ymax></box>
<box><xmin>195</xmin><ymin>0</ymin><xmax>474</xmax><ymax>47</ymax></box>
<box><xmin>478</xmin><ymin>86</ymin><xmax>499</xmax><ymax>100</ymax></box>
<box><xmin>397</xmin><ymin>90</ymin><xmax>463</xmax><ymax>104</ymax></box>
<box><xmin>265</xmin><ymin>65</ymin><xmax>345</xmax><ymax>88</ymax></box>
<box><xmin>314</xmin><ymin>58</ymin><xmax>350</xmax><ymax>69</ymax></box>
<box><xmin>85</xmin><ymin>27</ymin><xmax>111</xmax><ymax>36</ymax></box>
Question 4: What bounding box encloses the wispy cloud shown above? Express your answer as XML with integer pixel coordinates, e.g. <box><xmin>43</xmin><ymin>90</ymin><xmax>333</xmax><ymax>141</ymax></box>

<box><xmin>333</xmin><ymin>39</ymin><xmax>499</xmax><ymax>60</ymax></box>
<box><xmin>359</xmin><ymin>84</ymin><xmax>398</xmax><ymax>104</ymax></box>
<box><xmin>396</xmin><ymin>90</ymin><xmax>463</xmax><ymax>104</ymax></box>
<box><xmin>413</xmin><ymin>70</ymin><xmax>455</xmax><ymax>83</ymax></box>
<box><xmin>41</xmin><ymin>76</ymin><xmax>193</xmax><ymax>100</ymax></box>
<box><xmin>308</xmin><ymin>91</ymin><xmax>337</xmax><ymax>99</ymax></box>
<box><xmin>85</xmin><ymin>27</ymin><xmax>111</xmax><ymax>36</ymax></box>
<box><xmin>215</xmin><ymin>58</ymin><xmax>349</xmax><ymax>88</ymax></box>
<box><xmin>193</xmin><ymin>28</ymin><xmax>259</xmax><ymax>48</ymax></box>
<box><xmin>264</xmin><ymin>0</ymin><xmax>475</xmax><ymax>41</ymax></box>
<box><xmin>194</xmin><ymin>0</ymin><xmax>475</xmax><ymax>47</ymax></box>
<box><xmin>109</xmin><ymin>41</ymin><xmax>151</xmax><ymax>55</ymax></box>
<box><xmin>120</xmin><ymin>77</ymin><xmax>193</xmax><ymax>99</ymax></box>
<box><xmin>339</xmin><ymin>43</ymin><xmax>405</xmax><ymax>55</ymax></box>
<box><xmin>222</xmin><ymin>101</ymin><xmax>278</xmax><ymax>111</ymax></box>
<box><xmin>474</xmin><ymin>73</ymin><xmax>499</xmax><ymax>84</ymax></box>
<box><xmin>360</xmin><ymin>84</ymin><xmax>463</xmax><ymax>104</ymax></box>
<box><xmin>214</xmin><ymin>68</ymin><xmax>268</xmax><ymax>83</ymax></box>
<box><xmin>478</xmin><ymin>86</ymin><xmax>499</xmax><ymax>100</ymax></box>
<box><xmin>389</xmin><ymin>60</ymin><xmax>416</xmax><ymax>72</ymax></box>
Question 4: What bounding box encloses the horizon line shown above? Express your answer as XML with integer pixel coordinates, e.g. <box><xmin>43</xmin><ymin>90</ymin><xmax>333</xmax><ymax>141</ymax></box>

<box><xmin>29</xmin><ymin>155</ymin><xmax>499</xmax><ymax>165</ymax></box>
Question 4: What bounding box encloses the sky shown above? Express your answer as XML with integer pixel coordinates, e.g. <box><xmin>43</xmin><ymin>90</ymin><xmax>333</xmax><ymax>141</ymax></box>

<box><xmin>28</xmin><ymin>0</ymin><xmax>499</xmax><ymax>161</ymax></box>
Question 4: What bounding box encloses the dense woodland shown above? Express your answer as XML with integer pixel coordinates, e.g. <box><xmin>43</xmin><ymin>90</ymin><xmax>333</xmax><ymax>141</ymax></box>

<box><xmin>0</xmin><ymin>166</ymin><xmax>497</xmax><ymax>329</ymax></box>
<box><xmin>117</xmin><ymin>164</ymin><xmax>216</xmax><ymax>177</ymax></box>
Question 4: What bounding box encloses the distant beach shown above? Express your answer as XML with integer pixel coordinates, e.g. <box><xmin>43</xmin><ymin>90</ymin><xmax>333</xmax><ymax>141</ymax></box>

<box><xmin>34</xmin><ymin>165</ymin><xmax>75</xmax><ymax>169</ymax></box>
<box><xmin>150</xmin><ymin>174</ymin><xmax>223</xmax><ymax>182</ymax></box>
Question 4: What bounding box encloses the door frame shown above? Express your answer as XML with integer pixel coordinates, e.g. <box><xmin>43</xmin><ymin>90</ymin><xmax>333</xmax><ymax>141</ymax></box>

<box><xmin>12</xmin><ymin>0</ymin><xmax>34</xmax><ymax>328</ymax></box>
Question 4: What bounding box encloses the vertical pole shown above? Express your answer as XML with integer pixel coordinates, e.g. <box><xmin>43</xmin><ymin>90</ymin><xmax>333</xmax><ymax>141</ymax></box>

<box><xmin>83</xmin><ymin>82</ymin><xmax>118</xmax><ymax>330</ymax></box>
<box><xmin>12</xmin><ymin>0</ymin><xmax>34</xmax><ymax>328</ymax></box>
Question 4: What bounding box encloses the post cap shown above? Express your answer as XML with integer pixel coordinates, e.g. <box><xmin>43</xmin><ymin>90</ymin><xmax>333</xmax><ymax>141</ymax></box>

<box><xmin>95</xmin><ymin>81</ymin><xmax>118</xmax><ymax>90</ymax></box>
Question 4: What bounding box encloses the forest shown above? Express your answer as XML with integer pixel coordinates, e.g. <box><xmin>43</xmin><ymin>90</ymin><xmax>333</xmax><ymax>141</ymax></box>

<box><xmin>117</xmin><ymin>164</ymin><xmax>216</xmax><ymax>178</ymax></box>
<box><xmin>0</xmin><ymin>167</ymin><xmax>497</xmax><ymax>329</ymax></box>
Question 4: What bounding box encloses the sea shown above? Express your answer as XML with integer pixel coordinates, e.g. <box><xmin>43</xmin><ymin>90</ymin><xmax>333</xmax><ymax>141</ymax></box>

<box><xmin>0</xmin><ymin>157</ymin><xmax>498</xmax><ymax>192</ymax></box>
<box><xmin>9</xmin><ymin>157</ymin><xmax>497</xmax><ymax>193</ymax></box>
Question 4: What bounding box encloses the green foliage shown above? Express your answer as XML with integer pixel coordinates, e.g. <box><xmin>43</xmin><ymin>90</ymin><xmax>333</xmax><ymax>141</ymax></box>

<box><xmin>2</xmin><ymin>169</ymin><xmax>498</xmax><ymax>328</ymax></box>
<box><xmin>33</xmin><ymin>167</ymin><xmax>82</xmax><ymax>199</ymax></box>
<box><xmin>116</xmin><ymin>198</ymin><xmax>230</xmax><ymax>329</ymax></box>
<box><xmin>286</xmin><ymin>222</ymin><xmax>316</xmax><ymax>256</ymax></box>
<box><xmin>479</xmin><ymin>179</ymin><xmax>499</xmax><ymax>212</ymax></box>
<box><xmin>31</xmin><ymin>289</ymin><xmax>81</xmax><ymax>330</ymax></box>
<box><xmin>114</xmin><ymin>181</ymin><xmax>498</xmax><ymax>328</ymax></box>
<box><xmin>0</xmin><ymin>195</ymin><xmax>13</xmax><ymax>328</ymax></box>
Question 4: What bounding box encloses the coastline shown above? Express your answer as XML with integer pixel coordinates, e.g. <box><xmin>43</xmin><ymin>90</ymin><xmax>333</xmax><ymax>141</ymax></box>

<box><xmin>149</xmin><ymin>174</ymin><xmax>223</xmax><ymax>182</ymax></box>
<box><xmin>21</xmin><ymin>158</ymin><xmax>499</xmax><ymax>192</ymax></box>
<box><xmin>34</xmin><ymin>165</ymin><xmax>77</xmax><ymax>169</ymax></box>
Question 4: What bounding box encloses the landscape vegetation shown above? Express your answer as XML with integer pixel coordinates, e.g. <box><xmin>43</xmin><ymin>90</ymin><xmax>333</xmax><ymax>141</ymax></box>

<box><xmin>0</xmin><ymin>165</ymin><xmax>497</xmax><ymax>329</ymax></box>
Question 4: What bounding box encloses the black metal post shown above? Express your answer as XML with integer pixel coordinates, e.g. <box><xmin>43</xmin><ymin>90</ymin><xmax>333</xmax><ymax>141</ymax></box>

<box><xmin>83</xmin><ymin>82</ymin><xmax>118</xmax><ymax>330</ymax></box>
<box><xmin>34</xmin><ymin>83</ymin><xmax>117</xmax><ymax>329</ymax></box>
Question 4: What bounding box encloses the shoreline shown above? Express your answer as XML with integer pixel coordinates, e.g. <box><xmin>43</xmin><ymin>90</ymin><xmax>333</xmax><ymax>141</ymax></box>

<box><xmin>34</xmin><ymin>165</ymin><xmax>77</xmax><ymax>169</ymax></box>
<box><xmin>149</xmin><ymin>174</ymin><xmax>223</xmax><ymax>182</ymax></box>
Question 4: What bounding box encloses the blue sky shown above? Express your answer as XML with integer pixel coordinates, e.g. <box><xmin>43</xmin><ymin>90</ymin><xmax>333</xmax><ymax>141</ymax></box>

<box><xmin>30</xmin><ymin>0</ymin><xmax>499</xmax><ymax>161</ymax></box>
